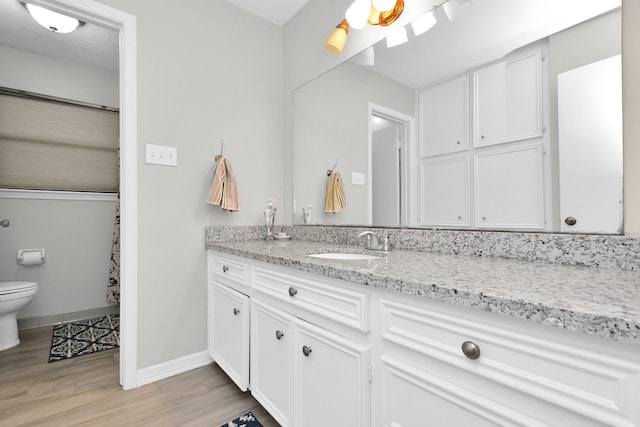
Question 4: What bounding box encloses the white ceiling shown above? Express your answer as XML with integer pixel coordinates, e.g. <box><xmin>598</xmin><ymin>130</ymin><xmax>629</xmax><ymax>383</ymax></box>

<box><xmin>0</xmin><ymin>0</ymin><xmax>309</xmax><ymax>73</ymax></box>
<box><xmin>0</xmin><ymin>0</ymin><xmax>620</xmax><ymax>89</ymax></box>
<box><xmin>0</xmin><ymin>0</ymin><xmax>119</xmax><ymax>71</ymax></box>
<box><xmin>363</xmin><ymin>0</ymin><xmax>622</xmax><ymax>89</ymax></box>
<box><xmin>223</xmin><ymin>0</ymin><xmax>311</xmax><ymax>26</ymax></box>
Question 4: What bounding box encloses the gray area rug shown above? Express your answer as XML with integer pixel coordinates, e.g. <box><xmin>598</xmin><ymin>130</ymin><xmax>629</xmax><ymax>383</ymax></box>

<box><xmin>220</xmin><ymin>411</ymin><xmax>263</xmax><ymax>427</ymax></box>
<box><xmin>48</xmin><ymin>314</ymin><xmax>119</xmax><ymax>363</ymax></box>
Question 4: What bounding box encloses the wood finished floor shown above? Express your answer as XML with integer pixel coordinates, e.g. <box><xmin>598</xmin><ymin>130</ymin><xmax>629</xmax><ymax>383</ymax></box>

<box><xmin>0</xmin><ymin>325</ymin><xmax>280</xmax><ymax>427</ymax></box>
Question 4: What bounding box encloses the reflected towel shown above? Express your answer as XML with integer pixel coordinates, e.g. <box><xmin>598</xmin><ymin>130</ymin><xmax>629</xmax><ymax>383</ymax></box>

<box><xmin>324</xmin><ymin>172</ymin><xmax>346</xmax><ymax>213</ymax></box>
<box><xmin>207</xmin><ymin>155</ymin><xmax>239</xmax><ymax>211</ymax></box>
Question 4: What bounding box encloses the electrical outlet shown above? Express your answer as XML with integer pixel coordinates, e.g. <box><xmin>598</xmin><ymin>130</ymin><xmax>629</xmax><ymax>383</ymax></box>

<box><xmin>352</xmin><ymin>172</ymin><xmax>365</xmax><ymax>186</ymax></box>
<box><xmin>146</xmin><ymin>144</ymin><xmax>178</xmax><ymax>167</ymax></box>
<box><xmin>292</xmin><ymin>199</ymin><xmax>297</xmax><ymax>214</ymax></box>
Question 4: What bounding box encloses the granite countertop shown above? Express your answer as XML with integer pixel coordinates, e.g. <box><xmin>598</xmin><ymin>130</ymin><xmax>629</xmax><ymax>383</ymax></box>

<box><xmin>206</xmin><ymin>239</ymin><xmax>640</xmax><ymax>345</ymax></box>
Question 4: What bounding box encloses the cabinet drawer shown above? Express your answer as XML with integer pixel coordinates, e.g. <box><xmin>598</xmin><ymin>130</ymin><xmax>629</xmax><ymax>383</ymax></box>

<box><xmin>208</xmin><ymin>252</ymin><xmax>250</xmax><ymax>293</ymax></box>
<box><xmin>380</xmin><ymin>298</ymin><xmax>640</xmax><ymax>426</ymax></box>
<box><xmin>252</xmin><ymin>266</ymin><xmax>369</xmax><ymax>332</ymax></box>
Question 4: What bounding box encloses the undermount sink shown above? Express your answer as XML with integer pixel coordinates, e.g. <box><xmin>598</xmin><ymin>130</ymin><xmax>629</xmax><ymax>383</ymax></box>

<box><xmin>308</xmin><ymin>252</ymin><xmax>381</xmax><ymax>261</ymax></box>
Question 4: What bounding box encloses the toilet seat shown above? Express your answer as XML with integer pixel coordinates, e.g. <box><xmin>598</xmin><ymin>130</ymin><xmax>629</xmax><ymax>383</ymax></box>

<box><xmin>0</xmin><ymin>281</ymin><xmax>39</xmax><ymax>295</ymax></box>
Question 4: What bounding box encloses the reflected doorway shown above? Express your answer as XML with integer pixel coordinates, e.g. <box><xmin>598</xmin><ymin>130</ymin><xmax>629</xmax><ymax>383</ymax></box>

<box><xmin>368</xmin><ymin>104</ymin><xmax>413</xmax><ymax>227</ymax></box>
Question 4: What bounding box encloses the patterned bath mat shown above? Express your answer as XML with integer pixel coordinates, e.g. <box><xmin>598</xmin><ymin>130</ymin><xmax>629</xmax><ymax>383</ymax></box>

<box><xmin>220</xmin><ymin>411</ymin><xmax>263</xmax><ymax>427</ymax></box>
<box><xmin>48</xmin><ymin>314</ymin><xmax>119</xmax><ymax>363</ymax></box>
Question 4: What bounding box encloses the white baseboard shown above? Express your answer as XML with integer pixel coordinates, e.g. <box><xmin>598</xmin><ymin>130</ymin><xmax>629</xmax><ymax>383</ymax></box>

<box><xmin>137</xmin><ymin>350</ymin><xmax>213</xmax><ymax>387</ymax></box>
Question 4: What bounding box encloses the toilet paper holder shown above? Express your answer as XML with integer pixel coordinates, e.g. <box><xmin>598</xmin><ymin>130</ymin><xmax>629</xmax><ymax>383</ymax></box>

<box><xmin>17</xmin><ymin>249</ymin><xmax>46</xmax><ymax>265</ymax></box>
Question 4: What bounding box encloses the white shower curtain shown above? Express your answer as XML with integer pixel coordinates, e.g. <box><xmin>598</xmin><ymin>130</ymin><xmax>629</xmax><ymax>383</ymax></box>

<box><xmin>106</xmin><ymin>195</ymin><xmax>120</xmax><ymax>304</ymax></box>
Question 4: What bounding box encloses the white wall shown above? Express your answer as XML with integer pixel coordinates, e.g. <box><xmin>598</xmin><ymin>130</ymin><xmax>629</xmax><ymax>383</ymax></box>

<box><xmin>0</xmin><ymin>44</ymin><xmax>119</xmax><ymax>108</ymax></box>
<box><xmin>0</xmin><ymin>192</ymin><xmax>117</xmax><ymax>319</ymax></box>
<box><xmin>91</xmin><ymin>0</ymin><xmax>283</xmax><ymax>369</ymax></box>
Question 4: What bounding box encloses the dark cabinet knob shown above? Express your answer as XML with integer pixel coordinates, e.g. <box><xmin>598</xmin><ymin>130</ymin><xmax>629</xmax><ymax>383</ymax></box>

<box><xmin>461</xmin><ymin>341</ymin><xmax>481</xmax><ymax>360</ymax></box>
<box><xmin>302</xmin><ymin>345</ymin><xmax>312</xmax><ymax>357</ymax></box>
<box><xmin>564</xmin><ymin>217</ymin><xmax>577</xmax><ymax>226</ymax></box>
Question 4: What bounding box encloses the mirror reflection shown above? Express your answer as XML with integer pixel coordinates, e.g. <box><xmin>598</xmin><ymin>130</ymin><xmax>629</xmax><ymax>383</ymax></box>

<box><xmin>292</xmin><ymin>0</ymin><xmax>622</xmax><ymax>234</ymax></box>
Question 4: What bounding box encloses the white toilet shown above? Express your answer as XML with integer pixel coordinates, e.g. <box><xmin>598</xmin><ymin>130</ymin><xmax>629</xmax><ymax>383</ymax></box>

<box><xmin>0</xmin><ymin>281</ymin><xmax>39</xmax><ymax>351</ymax></box>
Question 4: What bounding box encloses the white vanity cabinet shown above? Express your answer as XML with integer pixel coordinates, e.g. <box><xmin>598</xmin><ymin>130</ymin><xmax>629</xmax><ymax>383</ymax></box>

<box><xmin>207</xmin><ymin>253</ymin><xmax>251</xmax><ymax>391</ymax></box>
<box><xmin>376</xmin><ymin>292</ymin><xmax>640</xmax><ymax>427</ymax></box>
<box><xmin>251</xmin><ymin>265</ymin><xmax>371</xmax><ymax>427</ymax></box>
<box><xmin>207</xmin><ymin>250</ymin><xmax>640</xmax><ymax>426</ymax></box>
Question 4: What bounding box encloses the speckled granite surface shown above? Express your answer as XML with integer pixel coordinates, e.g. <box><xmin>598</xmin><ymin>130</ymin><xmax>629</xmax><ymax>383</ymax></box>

<box><xmin>205</xmin><ymin>235</ymin><xmax>640</xmax><ymax>345</ymax></box>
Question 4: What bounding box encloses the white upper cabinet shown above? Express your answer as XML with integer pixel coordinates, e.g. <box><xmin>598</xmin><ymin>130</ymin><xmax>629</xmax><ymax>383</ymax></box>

<box><xmin>475</xmin><ymin>145</ymin><xmax>545</xmax><ymax>229</ymax></box>
<box><xmin>419</xmin><ymin>75</ymin><xmax>469</xmax><ymax>157</ymax></box>
<box><xmin>420</xmin><ymin>156</ymin><xmax>470</xmax><ymax>227</ymax></box>
<box><xmin>474</xmin><ymin>51</ymin><xmax>543</xmax><ymax>147</ymax></box>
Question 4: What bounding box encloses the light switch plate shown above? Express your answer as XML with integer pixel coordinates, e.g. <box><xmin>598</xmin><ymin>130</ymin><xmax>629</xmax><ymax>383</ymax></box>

<box><xmin>146</xmin><ymin>144</ymin><xmax>178</xmax><ymax>166</ymax></box>
<box><xmin>352</xmin><ymin>172</ymin><xmax>365</xmax><ymax>186</ymax></box>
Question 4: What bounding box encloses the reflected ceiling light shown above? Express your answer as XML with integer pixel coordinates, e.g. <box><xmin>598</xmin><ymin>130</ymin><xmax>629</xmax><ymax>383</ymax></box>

<box><xmin>351</xmin><ymin>46</ymin><xmax>375</xmax><ymax>66</ymax></box>
<box><xmin>25</xmin><ymin>3</ymin><xmax>81</xmax><ymax>33</ymax></box>
<box><xmin>325</xmin><ymin>20</ymin><xmax>349</xmax><ymax>55</ymax></box>
<box><xmin>372</xmin><ymin>0</ymin><xmax>397</xmax><ymax>13</ymax></box>
<box><xmin>443</xmin><ymin>0</ymin><xmax>471</xmax><ymax>22</ymax></box>
<box><xmin>411</xmin><ymin>11</ymin><xmax>437</xmax><ymax>36</ymax></box>
<box><xmin>376</xmin><ymin>0</ymin><xmax>404</xmax><ymax>26</ymax></box>
<box><xmin>386</xmin><ymin>26</ymin><xmax>408</xmax><ymax>48</ymax></box>
<box><xmin>345</xmin><ymin>0</ymin><xmax>371</xmax><ymax>30</ymax></box>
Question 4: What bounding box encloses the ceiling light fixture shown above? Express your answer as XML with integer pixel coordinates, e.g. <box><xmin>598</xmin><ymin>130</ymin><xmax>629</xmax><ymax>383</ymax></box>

<box><xmin>25</xmin><ymin>3</ymin><xmax>81</xmax><ymax>33</ymax></box>
<box><xmin>386</xmin><ymin>26</ymin><xmax>408</xmax><ymax>48</ymax></box>
<box><xmin>443</xmin><ymin>0</ymin><xmax>471</xmax><ymax>22</ymax></box>
<box><xmin>325</xmin><ymin>0</ymin><xmax>455</xmax><ymax>55</ymax></box>
<box><xmin>325</xmin><ymin>19</ymin><xmax>349</xmax><ymax>55</ymax></box>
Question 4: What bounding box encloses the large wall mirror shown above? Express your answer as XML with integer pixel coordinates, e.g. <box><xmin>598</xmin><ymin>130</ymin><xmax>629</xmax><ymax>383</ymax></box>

<box><xmin>292</xmin><ymin>0</ymin><xmax>622</xmax><ymax>234</ymax></box>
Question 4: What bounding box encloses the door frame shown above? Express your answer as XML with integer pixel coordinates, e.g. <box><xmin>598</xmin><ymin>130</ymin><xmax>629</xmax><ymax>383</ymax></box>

<box><xmin>33</xmin><ymin>0</ymin><xmax>139</xmax><ymax>389</ymax></box>
<box><xmin>368</xmin><ymin>103</ymin><xmax>415</xmax><ymax>227</ymax></box>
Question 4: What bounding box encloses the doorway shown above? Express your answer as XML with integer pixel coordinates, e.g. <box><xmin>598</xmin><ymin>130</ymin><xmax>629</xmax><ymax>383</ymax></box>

<box><xmin>37</xmin><ymin>0</ymin><xmax>138</xmax><ymax>390</ymax></box>
<box><xmin>368</xmin><ymin>103</ymin><xmax>414</xmax><ymax>227</ymax></box>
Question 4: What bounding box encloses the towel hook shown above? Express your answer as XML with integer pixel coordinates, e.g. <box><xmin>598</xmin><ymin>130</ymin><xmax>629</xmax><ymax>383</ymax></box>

<box><xmin>327</xmin><ymin>159</ymin><xmax>338</xmax><ymax>176</ymax></box>
<box><xmin>215</xmin><ymin>139</ymin><xmax>224</xmax><ymax>161</ymax></box>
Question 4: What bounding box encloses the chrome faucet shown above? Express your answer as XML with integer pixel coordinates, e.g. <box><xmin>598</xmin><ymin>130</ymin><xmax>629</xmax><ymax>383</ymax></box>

<box><xmin>358</xmin><ymin>231</ymin><xmax>394</xmax><ymax>251</ymax></box>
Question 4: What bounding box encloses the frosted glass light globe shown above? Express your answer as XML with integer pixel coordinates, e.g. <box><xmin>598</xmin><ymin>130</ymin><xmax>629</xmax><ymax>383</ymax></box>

<box><xmin>345</xmin><ymin>0</ymin><xmax>371</xmax><ymax>30</ymax></box>
<box><xmin>372</xmin><ymin>0</ymin><xmax>397</xmax><ymax>13</ymax></box>
<box><xmin>26</xmin><ymin>3</ymin><xmax>80</xmax><ymax>33</ymax></box>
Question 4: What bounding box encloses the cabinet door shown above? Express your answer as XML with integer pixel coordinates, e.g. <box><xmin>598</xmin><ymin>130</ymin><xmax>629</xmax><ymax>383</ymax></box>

<box><xmin>250</xmin><ymin>300</ymin><xmax>293</xmax><ymax>427</ymax></box>
<box><xmin>474</xmin><ymin>51</ymin><xmax>542</xmax><ymax>147</ymax></box>
<box><xmin>420</xmin><ymin>75</ymin><xmax>469</xmax><ymax>157</ymax></box>
<box><xmin>209</xmin><ymin>282</ymin><xmax>250</xmax><ymax>391</ymax></box>
<box><xmin>293</xmin><ymin>320</ymin><xmax>370</xmax><ymax>427</ymax></box>
<box><xmin>474</xmin><ymin>145</ymin><xmax>544</xmax><ymax>229</ymax></box>
<box><xmin>558</xmin><ymin>55</ymin><xmax>623</xmax><ymax>233</ymax></box>
<box><xmin>420</xmin><ymin>157</ymin><xmax>469</xmax><ymax>227</ymax></box>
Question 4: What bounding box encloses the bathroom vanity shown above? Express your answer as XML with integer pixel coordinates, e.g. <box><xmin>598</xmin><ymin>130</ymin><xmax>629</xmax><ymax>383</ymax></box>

<box><xmin>206</xmin><ymin>234</ymin><xmax>640</xmax><ymax>427</ymax></box>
